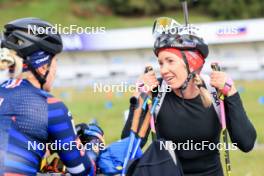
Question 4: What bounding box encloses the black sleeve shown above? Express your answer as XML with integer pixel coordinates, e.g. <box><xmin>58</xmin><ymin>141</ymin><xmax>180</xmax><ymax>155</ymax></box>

<box><xmin>225</xmin><ymin>92</ymin><xmax>257</xmax><ymax>152</ymax></box>
<box><xmin>121</xmin><ymin>96</ymin><xmax>151</xmax><ymax>148</ymax></box>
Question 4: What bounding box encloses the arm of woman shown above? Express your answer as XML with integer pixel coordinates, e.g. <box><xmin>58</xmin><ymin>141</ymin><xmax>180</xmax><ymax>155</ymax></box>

<box><xmin>47</xmin><ymin>97</ymin><xmax>98</xmax><ymax>175</ymax></box>
<box><xmin>224</xmin><ymin>92</ymin><xmax>257</xmax><ymax>152</ymax></box>
<box><xmin>210</xmin><ymin>71</ymin><xmax>257</xmax><ymax>152</ymax></box>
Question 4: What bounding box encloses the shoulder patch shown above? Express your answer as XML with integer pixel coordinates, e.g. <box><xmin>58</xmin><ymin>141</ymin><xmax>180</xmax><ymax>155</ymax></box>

<box><xmin>2</xmin><ymin>79</ymin><xmax>22</xmax><ymax>89</ymax></box>
<box><xmin>47</xmin><ymin>97</ymin><xmax>61</xmax><ymax>104</ymax></box>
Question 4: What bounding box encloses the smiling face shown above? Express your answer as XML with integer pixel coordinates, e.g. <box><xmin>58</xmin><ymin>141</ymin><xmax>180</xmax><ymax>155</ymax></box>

<box><xmin>158</xmin><ymin>50</ymin><xmax>188</xmax><ymax>90</ymax></box>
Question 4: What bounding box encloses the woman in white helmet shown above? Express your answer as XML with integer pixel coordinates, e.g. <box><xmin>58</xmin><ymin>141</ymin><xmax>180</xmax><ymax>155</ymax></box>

<box><xmin>122</xmin><ymin>18</ymin><xmax>256</xmax><ymax>176</ymax></box>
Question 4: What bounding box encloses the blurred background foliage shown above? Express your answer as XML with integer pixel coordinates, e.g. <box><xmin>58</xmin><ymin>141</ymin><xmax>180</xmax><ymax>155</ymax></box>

<box><xmin>71</xmin><ymin>0</ymin><xmax>264</xmax><ymax>19</ymax></box>
<box><xmin>0</xmin><ymin>0</ymin><xmax>263</xmax><ymax>30</ymax></box>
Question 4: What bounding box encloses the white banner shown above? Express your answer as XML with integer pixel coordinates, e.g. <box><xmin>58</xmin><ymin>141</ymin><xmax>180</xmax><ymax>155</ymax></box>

<box><xmin>62</xmin><ymin>18</ymin><xmax>264</xmax><ymax>51</ymax></box>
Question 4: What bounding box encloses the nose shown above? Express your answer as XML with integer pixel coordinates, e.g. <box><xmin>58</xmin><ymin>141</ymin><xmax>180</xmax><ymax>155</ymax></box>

<box><xmin>160</xmin><ymin>63</ymin><xmax>170</xmax><ymax>76</ymax></box>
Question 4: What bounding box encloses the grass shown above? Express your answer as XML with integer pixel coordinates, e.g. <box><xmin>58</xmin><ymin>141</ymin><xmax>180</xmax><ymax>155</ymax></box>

<box><xmin>51</xmin><ymin>80</ymin><xmax>264</xmax><ymax>176</ymax></box>
<box><xmin>52</xmin><ymin>87</ymin><xmax>131</xmax><ymax>143</ymax></box>
<box><xmin>236</xmin><ymin>80</ymin><xmax>264</xmax><ymax>144</ymax></box>
<box><xmin>52</xmin><ymin>80</ymin><xmax>264</xmax><ymax>144</ymax></box>
<box><xmin>226</xmin><ymin>146</ymin><xmax>264</xmax><ymax>176</ymax></box>
<box><xmin>0</xmin><ymin>0</ymin><xmax>215</xmax><ymax>31</ymax></box>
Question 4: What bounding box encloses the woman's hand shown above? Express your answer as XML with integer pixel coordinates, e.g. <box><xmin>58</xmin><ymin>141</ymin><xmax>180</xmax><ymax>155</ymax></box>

<box><xmin>210</xmin><ymin>71</ymin><xmax>237</xmax><ymax>97</ymax></box>
<box><xmin>134</xmin><ymin>68</ymin><xmax>159</xmax><ymax>96</ymax></box>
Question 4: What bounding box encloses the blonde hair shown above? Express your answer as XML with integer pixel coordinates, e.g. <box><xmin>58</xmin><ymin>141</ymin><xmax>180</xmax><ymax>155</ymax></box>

<box><xmin>0</xmin><ymin>48</ymin><xmax>23</xmax><ymax>78</ymax></box>
<box><xmin>194</xmin><ymin>74</ymin><xmax>212</xmax><ymax>108</ymax></box>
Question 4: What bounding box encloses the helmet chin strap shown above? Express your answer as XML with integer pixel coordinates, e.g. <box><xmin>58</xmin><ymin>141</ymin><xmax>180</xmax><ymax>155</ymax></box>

<box><xmin>178</xmin><ymin>51</ymin><xmax>202</xmax><ymax>99</ymax></box>
<box><xmin>179</xmin><ymin>51</ymin><xmax>191</xmax><ymax>90</ymax></box>
<box><xmin>25</xmin><ymin>58</ymin><xmax>52</xmax><ymax>89</ymax></box>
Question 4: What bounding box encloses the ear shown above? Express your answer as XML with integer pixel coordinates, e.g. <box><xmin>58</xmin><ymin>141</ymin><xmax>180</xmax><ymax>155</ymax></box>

<box><xmin>36</xmin><ymin>64</ymin><xmax>48</xmax><ymax>76</ymax></box>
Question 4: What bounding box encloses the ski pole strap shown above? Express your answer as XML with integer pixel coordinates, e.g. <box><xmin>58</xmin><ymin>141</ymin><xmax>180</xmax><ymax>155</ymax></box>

<box><xmin>221</xmin><ymin>78</ymin><xmax>233</xmax><ymax>96</ymax></box>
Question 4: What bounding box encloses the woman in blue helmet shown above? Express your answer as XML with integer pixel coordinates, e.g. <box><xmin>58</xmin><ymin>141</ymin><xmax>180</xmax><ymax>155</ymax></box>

<box><xmin>0</xmin><ymin>18</ymin><xmax>104</xmax><ymax>176</ymax></box>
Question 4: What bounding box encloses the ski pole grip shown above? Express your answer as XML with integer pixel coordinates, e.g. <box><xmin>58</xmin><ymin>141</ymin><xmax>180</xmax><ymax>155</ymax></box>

<box><xmin>211</xmin><ymin>62</ymin><xmax>221</xmax><ymax>71</ymax></box>
<box><xmin>211</xmin><ymin>62</ymin><xmax>226</xmax><ymax>99</ymax></box>
<box><xmin>144</xmin><ymin>66</ymin><xmax>153</xmax><ymax>73</ymax></box>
